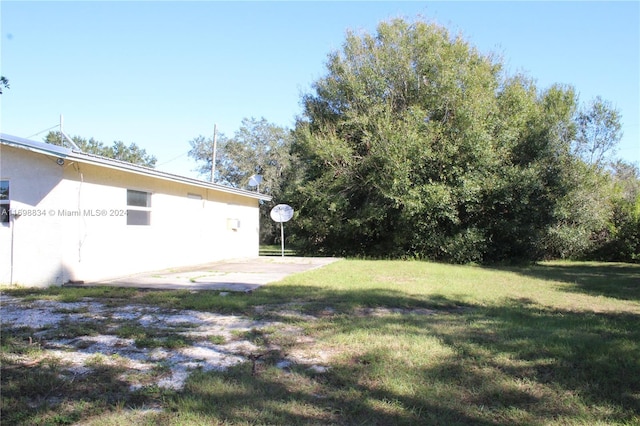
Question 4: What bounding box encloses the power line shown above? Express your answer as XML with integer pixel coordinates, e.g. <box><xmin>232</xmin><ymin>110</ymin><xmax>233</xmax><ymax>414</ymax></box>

<box><xmin>27</xmin><ymin>124</ymin><xmax>59</xmax><ymax>139</ymax></box>
<box><xmin>157</xmin><ymin>150</ymin><xmax>190</xmax><ymax>166</ymax></box>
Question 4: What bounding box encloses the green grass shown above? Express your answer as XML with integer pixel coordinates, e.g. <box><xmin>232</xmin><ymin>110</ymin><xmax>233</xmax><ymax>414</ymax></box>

<box><xmin>2</xmin><ymin>260</ymin><xmax>639</xmax><ymax>425</ymax></box>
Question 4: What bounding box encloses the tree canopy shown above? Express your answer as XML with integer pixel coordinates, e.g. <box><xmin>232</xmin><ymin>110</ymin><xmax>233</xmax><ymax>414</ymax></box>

<box><xmin>572</xmin><ymin>96</ymin><xmax>623</xmax><ymax>168</ymax></box>
<box><xmin>45</xmin><ymin>131</ymin><xmax>157</xmax><ymax>168</ymax></box>
<box><xmin>283</xmin><ymin>18</ymin><xmax>635</xmax><ymax>262</ymax></box>
<box><xmin>188</xmin><ymin>117</ymin><xmax>294</xmax><ymax>243</ymax></box>
<box><xmin>0</xmin><ymin>76</ymin><xmax>9</xmax><ymax>94</ymax></box>
<box><xmin>188</xmin><ymin>118</ymin><xmax>292</xmax><ymax>192</ymax></box>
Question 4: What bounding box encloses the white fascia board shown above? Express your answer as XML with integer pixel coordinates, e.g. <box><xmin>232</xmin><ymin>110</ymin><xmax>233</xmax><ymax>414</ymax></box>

<box><xmin>69</xmin><ymin>152</ymin><xmax>272</xmax><ymax>201</ymax></box>
<box><xmin>0</xmin><ymin>133</ymin><xmax>272</xmax><ymax>202</ymax></box>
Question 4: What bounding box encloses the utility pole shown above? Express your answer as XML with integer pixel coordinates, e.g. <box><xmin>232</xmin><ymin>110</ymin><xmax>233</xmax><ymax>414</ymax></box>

<box><xmin>210</xmin><ymin>123</ymin><xmax>218</xmax><ymax>183</ymax></box>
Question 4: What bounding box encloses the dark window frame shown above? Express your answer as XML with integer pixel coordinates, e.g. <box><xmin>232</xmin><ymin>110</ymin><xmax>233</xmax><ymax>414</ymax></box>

<box><xmin>0</xmin><ymin>180</ymin><xmax>9</xmax><ymax>224</ymax></box>
<box><xmin>126</xmin><ymin>189</ymin><xmax>151</xmax><ymax>226</ymax></box>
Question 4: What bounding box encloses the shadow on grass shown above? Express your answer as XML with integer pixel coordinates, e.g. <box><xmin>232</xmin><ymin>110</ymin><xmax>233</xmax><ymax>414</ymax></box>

<box><xmin>179</xmin><ymin>360</ymin><xmax>504</xmax><ymax>426</ymax></box>
<box><xmin>428</xmin><ymin>299</ymin><xmax>640</xmax><ymax>418</ymax></box>
<box><xmin>493</xmin><ymin>262</ymin><xmax>640</xmax><ymax>302</ymax></box>
<box><xmin>3</xmin><ymin>263</ymin><xmax>639</xmax><ymax>424</ymax></box>
<box><xmin>0</xmin><ymin>354</ymin><xmax>168</xmax><ymax>425</ymax></box>
<box><xmin>170</xmin><ymin>290</ymin><xmax>640</xmax><ymax>425</ymax></box>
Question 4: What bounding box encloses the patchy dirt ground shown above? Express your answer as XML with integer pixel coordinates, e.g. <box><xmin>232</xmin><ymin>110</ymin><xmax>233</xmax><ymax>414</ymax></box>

<box><xmin>0</xmin><ymin>294</ymin><xmax>330</xmax><ymax>391</ymax></box>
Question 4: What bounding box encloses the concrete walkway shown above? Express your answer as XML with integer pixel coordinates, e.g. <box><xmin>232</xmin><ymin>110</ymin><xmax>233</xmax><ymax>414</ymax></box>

<box><xmin>82</xmin><ymin>257</ymin><xmax>341</xmax><ymax>292</ymax></box>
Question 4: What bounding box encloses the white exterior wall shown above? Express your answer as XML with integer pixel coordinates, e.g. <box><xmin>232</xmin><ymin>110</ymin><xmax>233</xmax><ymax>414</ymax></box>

<box><xmin>0</xmin><ymin>145</ymin><xmax>261</xmax><ymax>287</ymax></box>
<box><xmin>0</xmin><ymin>145</ymin><xmax>67</xmax><ymax>286</ymax></box>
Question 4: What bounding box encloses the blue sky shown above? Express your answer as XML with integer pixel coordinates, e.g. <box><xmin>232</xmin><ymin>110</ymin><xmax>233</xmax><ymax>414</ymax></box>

<box><xmin>2</xmin><ymin>1</ymin><xmax>638</xmax><ymax>179</ymax></box>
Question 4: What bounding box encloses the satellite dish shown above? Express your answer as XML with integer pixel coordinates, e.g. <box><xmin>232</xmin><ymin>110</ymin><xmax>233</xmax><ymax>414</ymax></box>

<box><xmin>270</xmin><ymin>204</ymin><xmax>294</xmax><ymax>257</ymax></box>
<box><xmin>248</xmin><ymin>174</ymin><xmax>263</xmax><ymax>187</ymax></box>
<box><xmin>270</xmin><ymin>204</ymin><xmax>294</xmax><ymax>223</ymax></box>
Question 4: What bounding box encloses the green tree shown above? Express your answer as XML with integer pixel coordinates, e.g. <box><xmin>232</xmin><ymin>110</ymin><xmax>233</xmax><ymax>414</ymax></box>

<box><xmin>188</xmin><ymin>132</ymin><xmax>229</xmax><ymax>182</ymax></box>
<box><xmin>588</xmin><ymin>161</ymin><xmax>640</xmax><ymax>262</ymax></box>
<box><xmin>573</xmin><ymin>96</ymin><xmax>623</xmax><ymax>168</ymax></box>
<box><xmin>188</xmin><ymin>118</ymin><xmax>292</xmax><ymax>191</ymax></box>
<box><xmin>542</xmin><ymin>161</ymin><xmax>613</xmax><ymax>259</ymax></box>
<box><xmin>470</xmin><ymin>80</ymin><xmax>578</xmax><ymax>261</ymax></box>
<box><xmin>188</xmin><ymin>118</ymin><xmax>294</xmax><ymax>243</ymax></box>
<box><xmin>45</xmin><ymin>131</ymin><xmax>157</xmax><ymax>168</ymax></box>
<box><xmin>542</xmin><ymin>96</ymin><xmax>628</xmax><ymax>260</ymax></box>
<box><xmin>0</xmin><ymin>76</ymin><xmax>9</xmax><ymax>94</ymax></box>
<box><xmin>286</xmin><ymin>18</ymin><xmax>580</xmax><ymax>262</ymax></box>
<box><xmin>288</xmin><ymin>19</ymin><xmax>500</xmax><ymax>259</ymax></box>
<box><xmin>107</xmin><ymin>141</ymin><xmax>157</xmax><ymax>167</ymax></box>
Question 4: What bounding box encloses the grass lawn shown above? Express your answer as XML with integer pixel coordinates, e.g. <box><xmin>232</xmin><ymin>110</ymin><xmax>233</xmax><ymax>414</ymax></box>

<box><xmin>2</xmin><ymin>260</ymin><xmax>639</xmax><ymax>425</ymax></box>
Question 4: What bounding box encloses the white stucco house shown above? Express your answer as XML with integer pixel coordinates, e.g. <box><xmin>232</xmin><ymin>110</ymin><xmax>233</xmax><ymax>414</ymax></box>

<box><xmin>0</xmin><ymin>133</ymin><xmax>271</xmax><ymax>287</ymax></box>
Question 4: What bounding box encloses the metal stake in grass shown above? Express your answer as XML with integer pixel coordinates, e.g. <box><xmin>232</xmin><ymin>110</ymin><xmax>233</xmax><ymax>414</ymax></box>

<box><xmin>270</xmin><ymin>204</ymin><xmax>294</xmax><ymax>257</ymax></box>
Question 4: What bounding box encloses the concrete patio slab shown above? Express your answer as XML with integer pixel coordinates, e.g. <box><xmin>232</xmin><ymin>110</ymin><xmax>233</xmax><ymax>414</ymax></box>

<box><xmin>78</xmin><ymin>257</ymin><xmax>341</xmax><ymax>292</ymax></box>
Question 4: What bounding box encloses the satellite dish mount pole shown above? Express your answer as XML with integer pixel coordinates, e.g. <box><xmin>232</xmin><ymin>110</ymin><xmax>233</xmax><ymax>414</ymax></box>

<box><xmin>270</xmin><ymin>204</ymin><xmax>294</xmax><ymax>258</ymax></box>
<box><xmin>211</xmin><ymin>124</ymin><xmax>218</xmax><ymax>183</ymax></box>
<box><xmin>279</xmin><ymin>215</ymin><xmax>285</xmax><ymax>257</ymax></box>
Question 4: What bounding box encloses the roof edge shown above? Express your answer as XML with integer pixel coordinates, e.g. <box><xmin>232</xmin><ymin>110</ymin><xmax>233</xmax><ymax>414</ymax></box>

<box><xmin>1</xmin><ymin>132</ymin><xmax>72</xmax><ymax>157</ymax></box>
<box><xmin>0</xmin><ymin>133</ymin><xmax>272</xmax><ymax>201</ymax></box>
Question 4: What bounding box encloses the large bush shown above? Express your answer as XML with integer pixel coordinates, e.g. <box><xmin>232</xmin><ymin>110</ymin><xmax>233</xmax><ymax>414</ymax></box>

<box><xmin>285</xmin><ymin>19</ymin><xmax>585</xmax><ymax>263</ymax></box>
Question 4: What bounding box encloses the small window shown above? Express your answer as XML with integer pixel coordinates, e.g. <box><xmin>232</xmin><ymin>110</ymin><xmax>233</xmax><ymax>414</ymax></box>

<box><xmin>187</xmin><ymin>193</ymin><xmax>202</xmax><ymax>200</ymax></box>
<box><xmin>0</xmin><ymin>180</ymin><xmax>9</xmax><ymax>224</ymax></box>
<box><xmin>127</xmin><ymin>189</ymin><xmax>151</xmax><ymax>207</ymax></box>
<box><xmin>126</xmin><ymin>189</ymin><xmax>151</xmax><ymax>225</ymax></box>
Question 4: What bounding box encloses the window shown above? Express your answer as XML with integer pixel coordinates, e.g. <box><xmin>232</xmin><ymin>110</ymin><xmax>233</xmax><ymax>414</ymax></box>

<box><xmin>126</xmin><ymin>189</ymin><xmax>151</xmax><ymax>225</ymax></box>
<box><xmin>0</xmin><ymin>180</ymin><xmax>9</xmax><ymax>224</ymax></box>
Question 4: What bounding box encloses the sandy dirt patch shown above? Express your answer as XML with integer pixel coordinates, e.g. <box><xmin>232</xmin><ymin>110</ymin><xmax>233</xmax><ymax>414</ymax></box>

<box><xmin>0</xmin><ymin>294</ymin><xmax>329</xmax><ymax>391</ymax></box>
